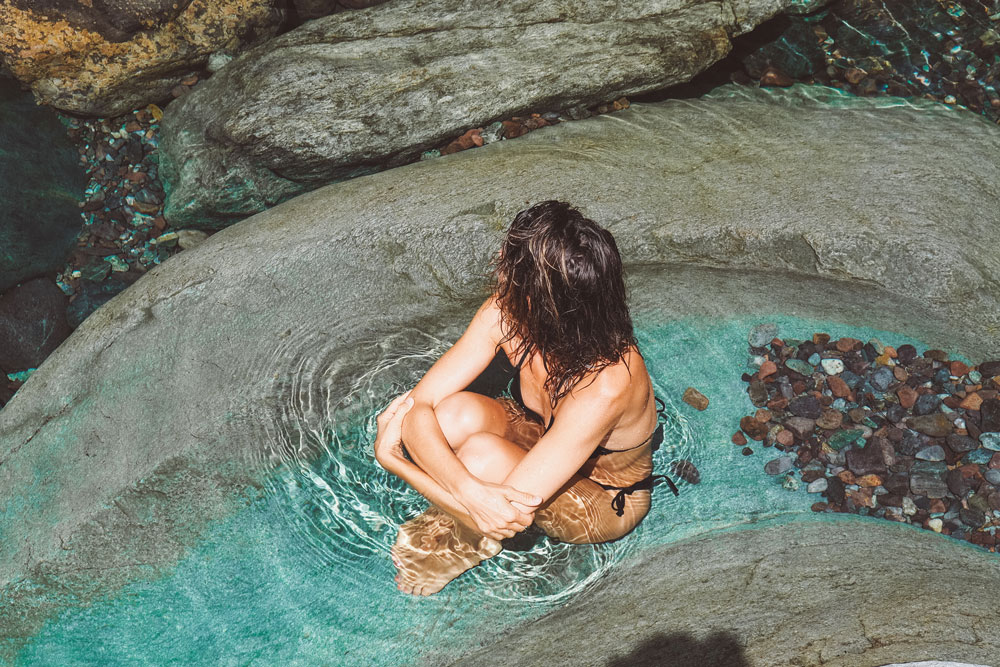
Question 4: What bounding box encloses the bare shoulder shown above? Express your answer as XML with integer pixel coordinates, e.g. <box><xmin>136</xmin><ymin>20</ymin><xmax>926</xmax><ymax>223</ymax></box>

<box><xmin>470</xmin><ymin>296</ymin><xmax>504</xmax><ymax>338</ymax></box>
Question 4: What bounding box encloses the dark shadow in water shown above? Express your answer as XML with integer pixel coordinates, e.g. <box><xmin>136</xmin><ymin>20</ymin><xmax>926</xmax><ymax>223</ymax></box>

<box><xmin>605</xmin><ymin>631</ymin><xmax>750</xmax><ymax>667</ymax></box>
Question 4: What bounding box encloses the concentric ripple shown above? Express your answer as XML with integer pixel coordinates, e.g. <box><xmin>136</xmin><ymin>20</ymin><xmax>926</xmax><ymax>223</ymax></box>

<box><xmin>238</xmin><ymin>321</ymin><xmax>702</xmax><ymax>605</ymax></box>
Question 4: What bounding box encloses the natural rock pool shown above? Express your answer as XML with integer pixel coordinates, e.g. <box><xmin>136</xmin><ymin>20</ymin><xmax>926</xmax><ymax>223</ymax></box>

<box><xmin>3</xmin><ymin>44</ymin><xmax>1000</xmax><ymax>667</ymax></box>
<box><xmin>17</xmin><ymin>313</ymin><xmax>996</xmax><ymax>666</ymax></box>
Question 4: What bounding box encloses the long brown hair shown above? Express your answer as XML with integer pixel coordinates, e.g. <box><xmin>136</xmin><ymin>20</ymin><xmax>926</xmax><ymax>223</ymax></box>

<box><xmin>490</xmin><ymin>200</ymin><xmax>637</xmax><ymax>407</ymax></box>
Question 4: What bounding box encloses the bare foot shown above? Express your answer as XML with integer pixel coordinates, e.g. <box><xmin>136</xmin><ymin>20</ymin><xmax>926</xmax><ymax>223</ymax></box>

<box><xmin>391</xmin><ymin>507</ymin><xmax>501</xmax><ymax>596</ymax></box>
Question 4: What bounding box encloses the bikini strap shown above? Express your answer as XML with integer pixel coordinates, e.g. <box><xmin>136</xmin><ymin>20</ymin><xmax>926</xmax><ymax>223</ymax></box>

<box><xmin>596</xmin><ymin>474</ymin><xmax>680</xmax><ymax>517</ymax></box>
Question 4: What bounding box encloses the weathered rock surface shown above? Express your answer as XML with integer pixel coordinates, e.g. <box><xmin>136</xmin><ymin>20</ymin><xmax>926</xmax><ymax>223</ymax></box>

<box><xmin>445</xmin><ymin>518</ymin><xmax>1000</xmax><ymax>667</ymax></box>
<box><xmin>2</xmin><ymin>83</ymin><xmax>1000</xmax><ymax>656</ymax></box>
<box><xmin>159</xmin><ymin>0</ymin><xmax>803</xmax><ymax>228</ymax></box>
<box><xmin>0</xmin><ymin>278</ymin><xmax>72</xmax><ymax>371</ymax></box>
<box><xmin>0</xmin><ymin>0</ymin><xmax>285</xmax><ymax>116</ymax></box>
<box><xmin>0</xmin><ymin>78</ymin><xmax>87</xmax><ymax>291</ymax></box>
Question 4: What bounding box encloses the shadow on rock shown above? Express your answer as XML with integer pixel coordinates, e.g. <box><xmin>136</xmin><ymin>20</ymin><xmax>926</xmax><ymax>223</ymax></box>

<box><xmin>605</xmin><ymin>631</ymin><xmax>749</xmax><ymax>667</ymax></box>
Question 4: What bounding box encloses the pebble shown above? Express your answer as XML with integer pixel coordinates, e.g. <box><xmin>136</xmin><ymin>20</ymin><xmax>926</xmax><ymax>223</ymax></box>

<box><xmin>820</xmin><ymin>358</ymin><xmax>844</xmax><ymax>375</ymax></box>
<box><xmin>682</xmin><ymin>387</ymin><xmax>709</xmax><ymax>411</ymax></box>
<box><xmin>785</xmin><ymin>359</ymin><xmax>814</xmax><ymax>376</ymax></box>
<box><xmin>732</xmin><ymin>431</ymin><xmax>748</xmax><ymax>446</ymax></box>
<box><xmin>764</xmin><ymin>456</ymin><xmax>793</xmax><ymax>475</ymax></box>
<box><xmin>782</xmin><ymin>475</ymin><xmax>800</xmax><ymax>491</ymax></box>
<box><xmin>749</xmin><ymin>324</ymin><xmax>779</xmax><ymax>348</ymax></box>
<box><xmin>915</xmin><ymin>445</ymin><xmax>946</xmax><ymax>461</ymax></box>
<box><xmin>806</xmin><ymin>478</ymin><xmax>828</xmax><ymax>493</ymax></box>
<box><xmin>928</xmin><ymin>518</ymin><xmax>943</xmax><ymax>533</ymax></box>
<box><xmin>981</xmin><ymin>432</ymin><xmax>1000</xmax><ymax>451</ymax></box>
<box><xmin>670</xmin><ymin>460</ymin><xmax>701</xmax><ymax>484</ymax></box>
<box><xmin>741</xmin><ymin>329</ymin><xmax>1000</xmax><ymax>554</ymax></box>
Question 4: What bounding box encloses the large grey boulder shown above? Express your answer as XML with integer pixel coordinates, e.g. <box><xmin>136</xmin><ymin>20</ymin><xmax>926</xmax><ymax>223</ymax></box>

<box><xmin>159</xmin><ymin>0</ymin><xmax>806</xmax><ymax>229</ymax></box>
<box><xmin>446</xmin><ymin>517</ymin><xmax>1000</xmax><ymax>667</ymax></box>
<box><xmin>2</xmin><ymin>84</ymin><xmax>1000</xmax><ymax>658</ymax></box>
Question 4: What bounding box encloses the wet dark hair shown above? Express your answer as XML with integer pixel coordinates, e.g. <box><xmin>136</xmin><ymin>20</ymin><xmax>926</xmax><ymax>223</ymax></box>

<box><xmin>490</xmin><ymin>200</ymin><xmax>637</xmax><ymax>407</ymax></box>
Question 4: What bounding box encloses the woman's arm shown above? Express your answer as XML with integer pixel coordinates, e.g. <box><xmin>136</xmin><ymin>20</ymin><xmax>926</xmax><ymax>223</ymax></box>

<box><xmin>502</xmin><ymin>373</ymin><xmax>628</xmax><ymax>507</ymax></box>
<box><xmin>375</xmin><ymin>392</ymin><xmax>535</xmax><ymax>540</ymax></box>
<box><xmin>397</xmin><ymin>298</ymin><xmax>541</xmax><ymax>536</ymax></box>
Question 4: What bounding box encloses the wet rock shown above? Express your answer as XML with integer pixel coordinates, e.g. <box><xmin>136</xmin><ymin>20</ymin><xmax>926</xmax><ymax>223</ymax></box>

<box><xmin>785</xmin><ymin>359</ymin><xmax>814</xmax><ymax>376</ymax></box>
<box><xmin>906</xmin><ymin>413</ymin><xmax>953</xmax><ymax>437</ymax></box>
<box><xmin>670</xmin><ymin>460</ymin><xmax>700</xmax><ymax>484</ymax></box>
<box><xmin>980</xmin><ymin>432</ymin><xmax>1000</xmax><ymax>451</ymax></box>
<box><xmin>870</xmin><ymin>367</ymin><xmax>894</xmax><ymax>392</ymax></box>
<box><xmin>913</xmin><ymin>394</ymin><xmax>942</xmax><ymax>416</ymax></box>
<box><xmin>945</xmin><ymin>433</ymin><xmax>979</xmax><ymax>453</ymax></box>
<box><xmin>959</xmin><ymin>508</ymin><xmax>985</xmax><ymax>528</ymax></box>
<box><xmin>784</xmin><ymin>417</ymin><xmax>816</xmax><ymax>439</ymax></box>
<box><xmin>915</xmin><ymin>445</ymin><xmax>946</xmax><ymax>462</ymax></box>
<box><xmin>749</xmin><ymin>323</ymin><xmax>778</xmax><ymax>348</ymax></box>
<box><xmin>740</xmin><ymin>415</ymin><xmax>769</xmax><ymax>442</ymax></box>
<box><xmin>946</xmin><ymin>468</ymin><xmax>972</xmax><ymax>497</ymax></box>
<box><xmin>748</xmin><ymin>380</ymin><xmax>769</xmax><ymax>407</ymax></box>
<box><xmin>824</xmin><ymin>476</ymin><xmax>846</xmax><ymax>505</ymax></box>
<box><xmin>820</xmin><ymin>358</ymin><xmax>844</xmax><ymax>375</ymax></box>
<box><xmin>732</xmin><ymin>431</ymin><xmax>748</xmax><ymax>446</ymax></box>
<box><xmin>846</xmin><ymin>438</ymin><xmax>890</xmax><ymax>476</ymax></box>
<box><xmin>806</xmin><ymin>477</ymin><xmax>827</xmax><ymax>493</ymax></box>
<box><xmin>0</xmin><ymin>278</ymin><xmax>72</xmax><ymax>370</ymax></box>
<box><xmin>0</xmin><ymin>79</ymin><xmax>88</xmax><ymax>291</ymax></box>
<box><xmin>982</xmin><ymin>399</ymin><xmax>1000</xmax><ymax>432</ymax></box>
<box><xmin>682</xmin><ymin>387</ymin><xmax>709</xmax><ymax>411</ymax></box>
<box><xmin>979</xmin><ymin>361</ymin><xmax>1000</xmax><ymax>379</ymax></box>
<box><xmin>815</xmin><ymin>408</ymin><xmax>843</xmax><ymax>431</ymax></box>
<box><xmin>788</xmin><ymin>396</ymin><xmax>822</xmax><ymax>419</ymax></box>
<box><xmin>765</xmin><ymin>456</ymin><xmax>793</xmax><ymax>476</ymax></box>
<box><xmin>827</xmin><ymin>374</ymin><xmax>850</xmax><ymax>398</ymax></box>
<box><xmin>910</xmin><ymin>461</ymin><xmax>949</xmax><ymax>498</ymax></box>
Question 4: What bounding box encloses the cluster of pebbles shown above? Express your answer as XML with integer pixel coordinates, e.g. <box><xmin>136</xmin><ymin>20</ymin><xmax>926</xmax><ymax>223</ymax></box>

<box><xmin>736</xmin><ymin>324</ymin><xmax>1000</xmax><ymax>553</ymax></box>
<box><xmin>421</xmin><ymin>97</ymin><xmax>630</xmax><ymax>159</ymax></box>
<box><xmin>54</xmin><ymin>75</ymin><xmax>210</xmax><ymax>303</ymax></box>
<box><xmin>733</xmin><ymin>2</ymin><xmax>1000</xmax><ymax>125</ymax></box>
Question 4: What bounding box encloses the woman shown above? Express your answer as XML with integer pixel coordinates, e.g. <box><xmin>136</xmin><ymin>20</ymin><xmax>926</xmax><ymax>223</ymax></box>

<box><xmin>373</xmin><ymin>200</ymin><xmax>668</xmax><ymax>596</ymax></box>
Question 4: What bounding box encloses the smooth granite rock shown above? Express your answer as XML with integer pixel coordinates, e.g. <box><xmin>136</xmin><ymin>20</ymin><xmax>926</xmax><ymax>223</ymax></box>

<box><xmin>159</xmin><ymin>0</ymin><xmax>804</xmax><ymax>228</ymax></box>
<box><xmin>3</xmin><ymin>83</ymin><xmax>1000</xmax><ymax>659</ymax></box>
<box><xmin>445</xmin><ymin>518</ymin><xmax>1000</xmax><ymax>667</ymax></box>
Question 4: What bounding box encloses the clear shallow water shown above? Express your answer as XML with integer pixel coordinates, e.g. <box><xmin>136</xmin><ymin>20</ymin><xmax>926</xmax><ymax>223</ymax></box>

<box><xmin>18</xmin><ymin>314</ymin><xmax>943</xmax><ymax>666</ymax></box>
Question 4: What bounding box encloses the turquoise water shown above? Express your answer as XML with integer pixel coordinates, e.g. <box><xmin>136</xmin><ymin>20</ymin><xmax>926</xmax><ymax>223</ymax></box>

<box><xmin>17</xmin><ymin>314</ymin><xmax>941</xmax><ymax>665</ymax></box>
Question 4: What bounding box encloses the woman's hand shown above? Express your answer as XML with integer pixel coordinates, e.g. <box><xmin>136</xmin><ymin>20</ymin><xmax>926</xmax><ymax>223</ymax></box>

<box><xmin>374</xmin><ymin>391</ymin><xmax>414</xmax><ymax>469</ymax></box>
<box><xmin>457</xmin><ymin>477</ymin><xmax>541</xmax><ymax>541</ymax></box>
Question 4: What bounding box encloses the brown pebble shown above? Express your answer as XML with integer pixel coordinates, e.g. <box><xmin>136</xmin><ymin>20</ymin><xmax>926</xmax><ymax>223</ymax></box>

<box><xmin>767</xmin><ymin>397</ymin><xmax>789</xmax><ymax>411</ymax></box>
<box><xmin>816</xmin><ymin>408</ymin><xmax>843</xmax><ymax>430</ymax></box>
<box><xmin>760</xmin><ymin>65</ymin><xmax>794</xmax><ymax>87</ymax></box>
<box><xmin>742</xmin><ymin>447</ymin><xmax>754</xmax><ymax>456</ymax></box>
<box><xmin>929</xmin><ymin>498</ymin><xmax>948</xmax><ymax>513</ymax></box>
<box><xmin>893</xmin><ymin>366</ymin><xmax>908</xmax><ymax>382</ymax></box>
<box><xmin>740</xmin><ymin>415</ymin><xmax>768</xmax><ymax>441</ymax></box>
<box><xmin>171</xmin><ymin>84</ymin><xmax>191</xmax><ymax>98</ymax></box>
<box><xmin>950</xmin><ymin>360</ymin><xmax>970</xmax><ymax>376</ymax></box>
<box><xmin>776</xmin><ymin>429</ymin><xmax>794</xmax><ymax>447</ymax></box>
<box><xmin>754</xmin><ymin>408</ymin><xmax>772</xmax><ymax>423</ymax></box>
<box><xmin>758</xmin><ymin>360</ymin><xmax>777</xmax><ymax>379</ymax></box>
<box><xmin>845</xmin><ymin>67</ymin><xmax>867</xmax><ymax>84</ymax></box>
<box><xmin>682</xmin><ymin>387</ymin><xmax>709</xmax><ymax>411</ymax></box>
<box><xmin>836</xmin><ymin>337</ymin><xmax>861</xmax><ymax>353</ymax></box>
<box><xmin>856</xmin><ymin>474</ymin><xmax>882</xmax><ymax>488</ymax></box>
<box><xmin>180</xmin><ymin>73</ymin><xmax>199</xmax><ymax>86</ymax></box>
<box><xmin>960</xmin><ymin>392</ymin><xmax>983</xmax><ymax>411</ymax></box>
<box><xmin>924</xmin><ymin>349</ymin><xmax>948</xmax><ymax>361</ymax></box>
<box><xmin>897</xmin><ymin>385</ymin><xmax>918</xmax><ymax>409</ymax></box>
<box><xmin>732</xmin><ymin>431</ymin><xmax>747</xmax><ymax>446</ymax></box>
<box><xmin>848</xmin><ymin>407</ymin><xmax>867</xmax><ymax>423</ymax></box>
<box><xmin>838</xmin><ymin>470</ymin><xmax>857</xmax><ymax>484</ymax></box>
<box><xmin>827</xmin><ymin>375</ymin><xmax>850</xmax><ymax>398</ymax></box>
<box><xmin>812</xmin><ymin>333</ymin><xmax>831</xmax><ymax>345</ymax></box>
<box><xmin>811</xmin><ymin>502</ymin><xmax>829</xmax><ymax>512</ymax></box>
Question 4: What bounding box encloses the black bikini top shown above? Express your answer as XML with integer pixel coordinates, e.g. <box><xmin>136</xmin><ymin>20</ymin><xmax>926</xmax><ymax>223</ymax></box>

<box><xmin>510</xmin><ymin>347</ymin><xmax>666</xmax><ymax>458</ymax></box>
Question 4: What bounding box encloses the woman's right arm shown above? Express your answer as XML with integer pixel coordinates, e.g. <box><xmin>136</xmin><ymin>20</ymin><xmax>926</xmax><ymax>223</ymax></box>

<box><xmin>400</xmin><ymin>298</ymin><xmax>540</xmax><ymax>534</ymax></box>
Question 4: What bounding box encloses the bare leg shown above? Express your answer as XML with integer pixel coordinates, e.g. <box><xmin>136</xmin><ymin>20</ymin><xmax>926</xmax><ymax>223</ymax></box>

<box><xmin>390</xmin><ymin>394</ymin><xmax>652</xmax><ymax>594</ymax></box>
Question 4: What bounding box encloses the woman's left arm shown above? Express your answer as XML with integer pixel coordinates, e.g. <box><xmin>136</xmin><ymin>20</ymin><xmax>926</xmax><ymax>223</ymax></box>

<box><xmin>500</xmin><ymin>379</ymin><xmax>626</xmax><ymax>508</ymax></box>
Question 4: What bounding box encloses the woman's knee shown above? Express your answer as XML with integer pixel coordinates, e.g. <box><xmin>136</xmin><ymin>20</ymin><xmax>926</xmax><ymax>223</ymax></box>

<box><xmin>434</xmin><ymin>392</ymin><xmax>504</xmax><ymax>449</ymax></box>
<box><xmin>455</xmin><ymin>432</ymin><xmax>524</xmax><ymax>483</ymax></box>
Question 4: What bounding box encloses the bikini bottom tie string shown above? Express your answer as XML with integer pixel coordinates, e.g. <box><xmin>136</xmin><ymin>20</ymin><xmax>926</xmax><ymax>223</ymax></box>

<box><xmin>597</xmin><ymin>474</ymin><xmax>680</xmax><ymax>517</ymax></box>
